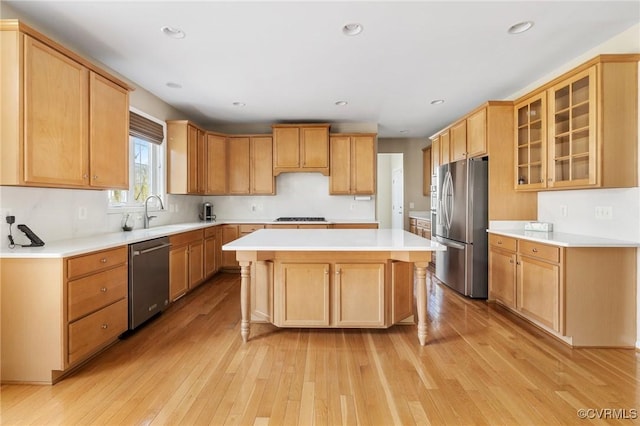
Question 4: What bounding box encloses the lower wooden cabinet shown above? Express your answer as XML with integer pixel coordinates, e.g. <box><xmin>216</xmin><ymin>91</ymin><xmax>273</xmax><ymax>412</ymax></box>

<box><xmin>488</xmin><ymin>233</ymin><xmax>636</xmax><ymax>347</ymax></box>
<box><xmin>204</xmin><ymin>226</ymin><xmax>220</xmax><ymax>278</ymax></box>
<box><xmin>409</xmin><ymin>218</ymin><xmax>431</xmax><ymax>239</ymax></box>
<box><xmin>0</xmin><ymin>245</ymin><xmax>128</xmax><ymax>384</ymax></box>
<box><xmin>169</xmin><ymin>230</ymin><xmax>204</xmax><ymax>301</ymax></box>
<box><xmin>268</xmin><ymin>260</ymin><xmax>413</xmax><ymax>328</ymax></box>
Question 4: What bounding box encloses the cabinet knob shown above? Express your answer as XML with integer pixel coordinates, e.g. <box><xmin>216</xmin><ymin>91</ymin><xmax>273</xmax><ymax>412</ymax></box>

<box><xmin>93</xmin><ymin>175</ymin><xmax>98</xmax><ymax>180</ymax></box>
<box><xmin>101</xmin><ymin>324</ymin><xmax>108</xmax><ymax>329</ymax></box>
<box><xmin>532</xmin><ymin>248</ymin><xmax>538</xmax><ymax>253</ymax></box>
<box><xmin>83</xmin><ymin>174</ymin><xmax>88</xmax><ymax>179</ymax></box>
<box><xmin>100</xmin><ymin>287</ymin><xmax>107</xmax><ymax>293</ymax></box>
<box><xmin>335</xmin><ymin>270</ymin><xmax>341</xmax><ymax>275</ymax></box>
<box><xmin>100</xmin><ymin>258</ymin><xmax>107</xmax><ymax>263</ymax></box>
<box><xmin>497</xmin><ymin>240</ymin><xmax>502</xmax><ymax>245</ymax></box>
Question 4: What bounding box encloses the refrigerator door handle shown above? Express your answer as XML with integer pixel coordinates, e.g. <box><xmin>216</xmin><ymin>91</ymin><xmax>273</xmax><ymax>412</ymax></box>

<box><xmin>443</xmin><ymin>170</ymin><xmax>454</xmax><ymax>231</ymax></box>
<box><xmin>437</xmin><ymin>237</ymin><xmax>466</xmax><ymax>250</ymax></box>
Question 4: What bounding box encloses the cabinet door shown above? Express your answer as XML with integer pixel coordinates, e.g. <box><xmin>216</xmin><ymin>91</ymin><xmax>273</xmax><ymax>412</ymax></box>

<box><xmin>422</xmin><ymin>147</ymin><xmax>432</xmax><ymax>196</ymax></box>
<box><xmin>450</xmin><ymin>120</ymin><xmax>467</xmax><ymax>161</ymax></box>
<box><xmin>204</xmin><ymin>236</ymin><xmax>217</xmax><ymax>277</ymax></box>
<box><xmin>24</xmin><ymin>36</ymin><xmax>89</xmax><ymax>187</ymax></box>
<box><xmin>466</xmin><ymin>108</ymin><xmax>487</xmax><ymax>158</ymax></box>
<box><xmin>488</xmin><ymin>247</ymin><xmax>517</xmax><ymax>309</ymax></box>
<box><xmin>273</xmin><ymin>127</ymin><xmax>300</xmax><ymax>169</ymax></box>
<box><xmin>206</xmin><ymin>134</ymin><xmax>227</xmax><ymax>194</ymax></box>
<box><xmin>334</xmin><ymin>263</ymin><xmax>385</xmax><ymax>327</ymax></box>
<box><xmin>515</xmin><ymin>93</ymin><xmax>547</xmax><ymax>189</ymax></box>
<box><xmin>169</xmin><ymin>245</ymin><xmax>189</xmax><ymax>301</ymax></box>
<box><xmin>89</xmin><ymin>72</ymin><xmax>128</xmax><ymax>189</ymax></box>
<box><xmin>547</xmin><ymin>67</ymin><xmax>597</xmax><ymax>188</ymax></box>
<box><xmin>439</xmin><ymin>131</ymin><xmax>450</xmax><ymax>165</ymax></box>
<box><xmin>300</xmin><ymin>127</ymin><xmax>329</xmax><ymax>169</ymax></box>
<box><xmin>227</xmin><ymin>137</ymin><xmax>250</xmax><ymax>194</ymax></box>
<box><xmin>221</xmin><ymin>225</ymin><xmax>239</xmax><ymax>268</ymax></box>
<box><xmin>517</xmin><ymin>255</ymin><xmax>560</xmax><ymax>332</ymax></box>
<box><xmin>392</xmin><ymin>261</ymin><xmax>413</xmax><ymax>323</ymax></box>
<box><xmin>250</xmin><ymin>136</ymin><xmax>274</xmax><ymax>194</ymax></box>
<box><xmin>197</xmin><ymin>129</ymin><xmax>206</xmax><ymax>194</ymax></box>
<box><xmin>352</xmin><ymin>135</ymin><xmax>375</xmax><ymax>194</ymax></box>
<box><xmin>189</xmin><ymin>240</ymin><xmax>204</xmax><ymax>288</ymax></box>
<box><xmin>275</xmin><ymin>263</ymin><xmax>330</xmax><ymax>326</ymax></box>
<box><xmin>329</xmin><ymin>136</ymin><xmax>351</xmax><ymax>194</ymax></box>
<box><xmin>431</xmin><ymin>137</ymin><xmax>440</xmax><ymax>171</ymax></box>
<box><xmin>187</xmin><ymin>125</ymin><xmax>200</xmax><ymax>194</ymax></box>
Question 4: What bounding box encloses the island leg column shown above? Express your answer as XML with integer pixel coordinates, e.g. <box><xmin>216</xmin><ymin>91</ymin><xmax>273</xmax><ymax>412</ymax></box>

<box><xmin>239</xmin><ymin>261</ymin><xmax>251</xmax><ymax>343</ymax></box>
<box><xmin>415</xmin><ymin>261</ymin><xmax>428</xmax><ymax>346</ymax></box>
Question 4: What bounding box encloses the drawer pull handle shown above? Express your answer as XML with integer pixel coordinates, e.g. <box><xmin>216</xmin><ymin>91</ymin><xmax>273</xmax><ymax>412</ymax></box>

<box><xmin>509</xmin><ymin>259</ymin><xmax>514</xmax><ymax>264</ymax></box>
<box><xmin>100</xmin><ymin>287</ymin><xmax>107</xmax><ymax>293</ymax></box>
<box><xmin>101</xmin><ymin>324</ymin><xmax>108</xmax><ymax>329</ymax></box>
<box><xmin>532</xmin><ymin>248</ymin><xmax>538</xmax><ymax>253</ymax></box>
<box><xmin>100</xmin><ymin>258</ymin><xmax>108</xmax><ymax>263</ymax></box>
<box><xmin>497</xmin><ymin>241</ymin><xmax>502</xmax><ymax>245</ymax></box>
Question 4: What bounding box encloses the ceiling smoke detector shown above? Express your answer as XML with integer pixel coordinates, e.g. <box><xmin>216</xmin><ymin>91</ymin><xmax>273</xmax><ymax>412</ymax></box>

<box><xmin>335</xmin><ymin>100</ymin><xmax>348</xmax><ymax>106</ymax></box>
<box><xmin>166</xmin><ymin>82</ymin><xmax>182</xmax><ymax>89</ymax></box>
<box><xmin>508</xmin><ymin>21</ymin><xmax>534</xmax><ymax>35</ymax></box>
<box><xmin>342</xmin><ymin>23</ymin><xmax>363</xmax><ymax>36</ymax></box>
<box><xmin>430</xmin><ymin>99</ymin><xmax>445</xmax><ymax>105</ymax></box>
<box><xmin>161</xmin><ymin>26</ymin><xmax>186</xmax><ymax>39</ymax></box>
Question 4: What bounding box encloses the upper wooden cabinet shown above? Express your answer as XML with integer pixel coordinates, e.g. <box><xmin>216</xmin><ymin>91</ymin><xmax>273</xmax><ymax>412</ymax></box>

<box><xmin>466</xmin><ymin>108</ymin><xmax>488</xmax><ymax>158</ymax></box>
<box><xmin>514</xmin><ymin>55</ymin><xmax>639</xmax><ymax>191</ymax></box>
<box><xmin>439</xmin><ymin>130</ymin><xmax>450</xmax><ymax>165</ymax></box>
<box><xmin>228</xmin><ymin>135</ymin><xmax>275</xmax><ymax>195</ymax></box>
<box><xmin>167</xmin><ymin>120</ymin><xmax>205</xmax><ymax>195</ymax></box>
<box><xmin>329</xmin><ymin>134</ymin><xmax>376</xmax><ymax>195</ymax></box>
<box><xmin>422</xmin><ymin>147</ymin><xmax>431</xmax><ymax>196</ymax></box>
<box><xmin>430</xmin><ymin>136</ymin><xmax>440</xmax><ymax>172</ymax></box>
<box><xmin>205</xmin><ymin>133</ymin><xmax>227</xmax><ymax>194</ymax></box>
<box><xmin>273</xmin><ymin>124</ymin><xmax>330</xmax><ymax>175</ymax></box>
<box><xmin>449</xmin><ymin>120</ymin><xmax>467</xmax><ymax>162</ymax></box>
<box><xmin>1</xmin><ymin>21</ymin><xmax>131</xmax><ymax>189</ymax></box>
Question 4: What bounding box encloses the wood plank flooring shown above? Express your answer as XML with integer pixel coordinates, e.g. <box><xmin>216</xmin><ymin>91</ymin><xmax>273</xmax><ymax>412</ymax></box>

<box><xmin>2</xmin><ymin>271</ymin><xmax>639</xmax><ymax>425</ymax></box>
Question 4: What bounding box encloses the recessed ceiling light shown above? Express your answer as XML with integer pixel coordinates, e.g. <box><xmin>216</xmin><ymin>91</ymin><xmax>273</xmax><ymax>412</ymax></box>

<box><xmin>430</xmin><ymin>99</ymin><xmax>445</xmax><ymax>105</ymax></box>
<box><xmin>166</xmin><ymin>82</ymin><xmax>182</xmax><ymax>89</ymax></box>
<box><xmin>507</xmin><ymin>21</ymin><xmax>534</xmax><ymax>35</ymax></box>
<box><xmin>335</xmin><ymin>100</ymin><xmax>348</xmax><ymax>106</ymax></box>
<box><xmin>161</xmin><ymin>26</ymin><xmax>186</xmax><ymax>39</ymax></box>
<box><xmin>342</xmin><ymin>23</ymin><xmax>363</xmax><ymax>36</ymax></box>
<box><xmin>232</xmin><ymin>102</ymin><xmax>246</xmax><ymax>107</ymax></box>
<box><xmin>399</xmin><ymin>130</ymin><xmax>408</xmax><ymax>134</ymax></box>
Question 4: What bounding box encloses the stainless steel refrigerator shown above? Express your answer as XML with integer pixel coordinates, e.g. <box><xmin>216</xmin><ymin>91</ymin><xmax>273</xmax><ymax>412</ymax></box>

<box><xmin>434</xmin><ymin>158</ymin><xmax>488</xmax><ymax>298</ymax></box>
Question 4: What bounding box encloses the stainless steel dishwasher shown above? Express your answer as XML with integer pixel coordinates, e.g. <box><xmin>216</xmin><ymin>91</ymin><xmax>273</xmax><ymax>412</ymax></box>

<box><xmin>128</xmin><ymin>237</ymin><xmax>171</xmax><ymax>330</ymax></box>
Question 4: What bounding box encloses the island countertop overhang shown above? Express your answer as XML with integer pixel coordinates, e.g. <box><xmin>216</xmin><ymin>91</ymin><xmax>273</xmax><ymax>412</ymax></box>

<box><xmin>222</xmin><ymin>229</ymin><xmax>446</xmax><ymax>252</ymax></box>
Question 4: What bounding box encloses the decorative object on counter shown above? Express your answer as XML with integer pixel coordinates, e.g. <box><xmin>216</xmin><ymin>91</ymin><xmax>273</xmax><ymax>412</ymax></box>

<box><xmin>524</xmin><ymin>221</ymin><xmax>553</xmax><ymax>232</ymax></box>
<box><xmin>199</xmin><ymin>202</ymin><xmax>216</xmax><ymax>221</ymax></box>
<box><xmin>121</xmin><ymin>213</ymin><xmax>133</xmax><ymax>231</ymax></box>
<box><xmin>6</xmin><ymin>215</ymin><xmax>16</xmax><ymax>249</ymax></box>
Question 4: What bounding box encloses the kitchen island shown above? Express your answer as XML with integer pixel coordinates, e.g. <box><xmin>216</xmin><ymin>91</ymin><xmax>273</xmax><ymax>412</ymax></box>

<box><xmin>222</xmin><ymin>229</ymin><xmax>445</xmax><ymax>345</ymax></box>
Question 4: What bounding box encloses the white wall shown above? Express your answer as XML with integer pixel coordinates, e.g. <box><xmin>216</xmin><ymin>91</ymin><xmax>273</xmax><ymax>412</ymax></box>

<box><xmin>376</xmin><ymin>153</ymin><xmax>403</xmax><ymax>229</ymax></box>
<box><xmin>507</xmin><ymin>23</ymin><xmax>640</xmax><ymax>348</ymax></box>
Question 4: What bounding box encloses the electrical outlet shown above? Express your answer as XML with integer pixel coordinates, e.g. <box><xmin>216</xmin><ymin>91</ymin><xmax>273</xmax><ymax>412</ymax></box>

<box><xmin>78</xmin><ymin>206</ymin><xmax>87</xmax><ymax>220</ymax></box>
<box><xmin>594</xmin><ymin>206</ymin><xmax>613</xmax><ymax>220</ymax></box>
<box><xmin>560</xmin><ymin>205</ymin><xmax>567</xmax><ymax>217</ymax></box>
<box><xmin>409</xmin><ymin>202</ymin><xmax>415</xmax><ymax>209</ymax></box>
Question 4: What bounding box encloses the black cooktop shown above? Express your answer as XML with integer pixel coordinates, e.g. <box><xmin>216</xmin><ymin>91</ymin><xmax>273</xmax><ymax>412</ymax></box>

<box><xmin>275</xmin><ymin>217</ymin><xmax>326</xmax><ymax>222</ymax></box>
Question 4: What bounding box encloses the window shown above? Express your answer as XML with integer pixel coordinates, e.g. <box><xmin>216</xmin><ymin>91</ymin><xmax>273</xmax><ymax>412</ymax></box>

<box><xmin>108</xmin><ymin>108</ymin><xmax>165</xmax><ymax>208</ymax></box>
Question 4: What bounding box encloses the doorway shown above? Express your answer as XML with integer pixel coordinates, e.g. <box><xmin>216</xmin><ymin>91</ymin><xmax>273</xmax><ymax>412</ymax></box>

<box><xmin>376</xmin><ymin>153</ymin><xmax>404</xmax><ymax>229</ymax></box>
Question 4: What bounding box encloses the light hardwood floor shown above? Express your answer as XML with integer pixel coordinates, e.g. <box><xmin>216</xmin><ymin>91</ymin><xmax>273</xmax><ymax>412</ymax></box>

<box><xmin>2</xmin><ymin>271</ymin><xmax>639</xmax><ymax>425</ymax></box>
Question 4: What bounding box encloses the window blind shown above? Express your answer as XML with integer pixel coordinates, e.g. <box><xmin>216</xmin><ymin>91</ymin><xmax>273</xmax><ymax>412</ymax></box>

<box><xmin>129</xmin><ymin>111</ymin><xmax>164</xmax><ymax>145</ymax></box>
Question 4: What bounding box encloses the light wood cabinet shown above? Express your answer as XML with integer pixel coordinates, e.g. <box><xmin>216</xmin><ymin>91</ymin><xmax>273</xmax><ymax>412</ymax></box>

<box><xmin>488</xmin><ymin>233</ymin><xmax>636</xmax><ymax>347</ymax></box>
<box><xmin>409</xmin><ymin>218</ymin><xmax>430</xmax><ymax>239</ymax></box>
<box><xmin>228</xmin><ymin>137</ymin><xmax>251</xmax><ymax>194</ymax></box>
<box><xmin>274</xmin><ymin>263</ymin><xmax>330</xmax><ymax>327</ymax></box>
<box><xmin>439</xmin><ymin>130</ymin><xmax>450</xmax><ymax>165</ymax></box>
<box><xmin>204</xmin><ymin>227</ymin><xmax>220</xmax><ymax>278</ymax></box>
<box><xmin>1</xmin><ymin>22</ymin><xmax>130</xmax><ymax>189</ymax></box>
<box><xmin>169</xmin><ymin>230</ymin><xmax>204</xmax><ymax>300</ymax></box>
<box><xmin>1</xmin><ymin>244</ymin><xmax>132</xmax><ymax>383</ymax></box>
<box><xmin>221</xmin><ymin>225</ymin><xmax>240</xmax><ymax>269</ymax></box>
<box><xmin>329</xmin><ymin>133</ymin><xmax>376</xmax><ymax>195</ymax></box>
<box><xmin>391</xmin><ymin>261</ymin><xmax>414</xmax><ymax>323</ymax></box>
<box><xmin>167</xmin><ymin>121</ymin><xmax>205</xmax><ymax>195</ymax></box>
<box><xmin>431</xmin><ymin>136</ymin><xmax>440</xmax><ymax>172</ymax></box>
<box><xmin>334</xmin><ymin>263</ymin><xmax>385</xmax><ymax>327</ymax></box>
<box><xmin>205</xmin><ymin>133</ymin><xmax>227</xmax><ymax>194</ymax></box>
<box><xmin>514</xmin><ymin>55</ymin><xmax>639</xmax><ymax>191</ymax></box>
<box><xmin>450</xmin><ymin>120</ymin><xmax>467</xmax><ymax>162</ymax></box>
<box><xmin>273</xmin><ymin>124</ymin><xmax>330</xmax><ymax>175</ymax></box>
<box><xmin>251</xmin><ymin>136</ymin><xmax>275</xmax><ymax>194</ymax></box>
<box><xmin>422</xmin><ymin>147</ymin><xmax>431</xmax><ymax>196</ymax></box>
<box><xmin>466</xmin><ymin>108</ymin><xmax>488</xmax><ymax>158</ymax></box>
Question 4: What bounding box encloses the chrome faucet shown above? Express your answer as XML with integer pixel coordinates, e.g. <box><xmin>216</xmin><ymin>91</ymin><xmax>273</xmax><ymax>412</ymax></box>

<box><xmin>144</xmin><ymin>195</ymin><xmax>165</xmax><ymax>229</ymax></box>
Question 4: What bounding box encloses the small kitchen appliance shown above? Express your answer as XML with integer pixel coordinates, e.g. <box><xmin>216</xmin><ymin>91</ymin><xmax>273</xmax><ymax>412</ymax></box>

<box><xmin>199</xmin><ymin>202</ymin><xmax>215</xmax><ymax>221</ymax></box>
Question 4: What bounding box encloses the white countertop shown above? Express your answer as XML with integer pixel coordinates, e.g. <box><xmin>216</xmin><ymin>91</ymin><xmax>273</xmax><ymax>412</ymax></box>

<box><xmin>487</xmin><ymin>229</ymin><xmax>639</xmax><ymax>248</ymax></box>
<box><xmin>223</xmin><ymin>229</ymin><xmax>446</xmax><ymax>252</ymax></box>
<box><xmin>408</xmin><ymin>211</ymin><xmax>431</xmax><ymax>220</ymax></box>
<box><xmin>0</xmin><ymin>219</ymin><xmax>380</xmax><ymax>259</ymax></box>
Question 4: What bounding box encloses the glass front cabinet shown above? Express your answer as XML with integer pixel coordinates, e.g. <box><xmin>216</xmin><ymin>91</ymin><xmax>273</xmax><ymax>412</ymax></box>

<box><xmin>514</xmin><ymin>55</ymin><xmax>638</xmax><ymax>191</ymax></box>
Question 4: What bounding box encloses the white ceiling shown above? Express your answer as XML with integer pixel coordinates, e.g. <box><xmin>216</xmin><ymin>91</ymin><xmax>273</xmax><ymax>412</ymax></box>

<box><xmin>4</xmin><ymin>1</ymin><xmax>639</xmax><ymax>138</ymax></box>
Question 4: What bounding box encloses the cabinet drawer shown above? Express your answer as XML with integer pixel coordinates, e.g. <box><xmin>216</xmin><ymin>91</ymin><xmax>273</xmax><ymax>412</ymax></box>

<box><xmin>416</xmin><ymin>219</ymin><xmax>431</xmax><ymax>230</ymax></box>
<box><xmin>67</xmin><ymin>246</ymin><xmax>127</xmax><ymax>279</ymax></box>
<box><xmin>489</xmin><ymin>234</ymin><xmax>517</xmax><ymax>252</ymax></box>
<box><xmin>239</xmin><ymin>224</ymin><xmax>265</xmax><ymax>234</ymax></box>
<box><xmin>68</xmin><ymin>298</ymin><xmax>128</xmax><ymax>365</ymax></box>
<box><xmin>170</xmin><ymin>230</ymin><xmax>203</xmax><ymax>246</ymax></box>
<box><xmin>204</xmin><ymin>226</ymin><xmax>218</xmax><ymax>239</ymax></box>
<box><xmin>519</xmin><ymin>240</ymin><xmax>560</xmax><ymax>263</ymax></box>
<box><xmin>68</xmin><ymin>265</ymin><xmax>128</xmax><ymax>322</ymax></box>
